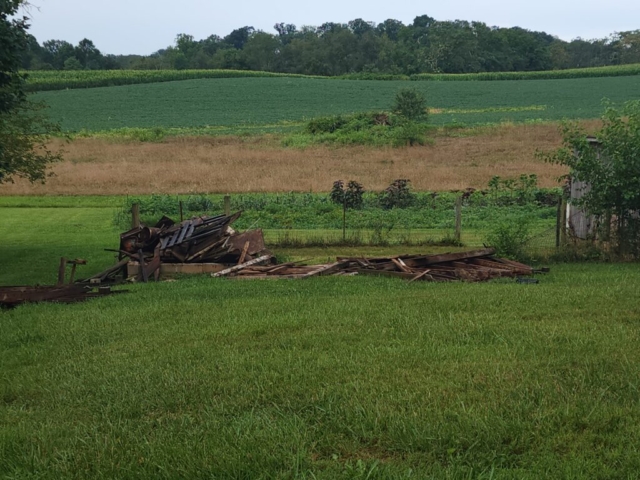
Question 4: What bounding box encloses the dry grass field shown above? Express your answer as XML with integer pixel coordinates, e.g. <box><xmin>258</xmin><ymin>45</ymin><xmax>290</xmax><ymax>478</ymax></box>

<box><xmin>1</xmin><ymin>123</ymin><xmax>592</xmax><ymax>195</ymax></box>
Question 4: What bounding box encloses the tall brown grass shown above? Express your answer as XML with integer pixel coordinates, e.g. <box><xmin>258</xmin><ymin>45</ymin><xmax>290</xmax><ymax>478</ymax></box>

<box><xmin>0</xmin><ymin>123</ymin><xmax>593</xmax><ymax>195</ymax></box>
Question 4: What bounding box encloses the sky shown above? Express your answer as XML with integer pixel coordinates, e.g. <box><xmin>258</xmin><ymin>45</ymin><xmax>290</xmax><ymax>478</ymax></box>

<box><xmin>24</xmin><ymin>0</ymin><xmax>640</xmax><ymax>55</ymax></box>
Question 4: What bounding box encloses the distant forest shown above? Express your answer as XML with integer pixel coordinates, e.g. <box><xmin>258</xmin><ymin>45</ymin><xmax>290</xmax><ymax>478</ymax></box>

<box><xmin>22</xmin><ymin>15</ymin><xmax>640</xmax><ymax>75</ymax></box>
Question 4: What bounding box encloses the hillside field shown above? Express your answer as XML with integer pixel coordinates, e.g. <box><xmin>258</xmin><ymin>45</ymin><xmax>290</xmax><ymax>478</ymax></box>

<box><xmin>1</xmin><ymin>124</ymin><xmax>573</xmax><ymax>195</ymax></box>
<box><xmin>35</xmin><ymin>75</ymin><xmax>640</xmax><ymax>133</ymax></box>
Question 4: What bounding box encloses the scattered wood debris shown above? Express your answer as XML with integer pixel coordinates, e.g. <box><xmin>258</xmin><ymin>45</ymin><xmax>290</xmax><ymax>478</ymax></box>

<box><xmin>214</xmin><ymin>248</ymin><xmax>544</xmax><ymax>282</ymax></box>
<box><xmin>0</xmin><ymin>285</ymin><xmax>125</xmax><ymax>309</ymax></box>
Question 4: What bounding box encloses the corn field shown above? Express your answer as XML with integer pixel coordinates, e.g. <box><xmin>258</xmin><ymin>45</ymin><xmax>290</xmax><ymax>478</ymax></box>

<box><xmin>24</xmin><ymin>63</ymin><xmax>640</xmax><ymax>92</ymax></box>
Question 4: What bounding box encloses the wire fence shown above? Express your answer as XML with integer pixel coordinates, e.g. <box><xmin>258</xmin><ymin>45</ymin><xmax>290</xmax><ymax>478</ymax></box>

<box><xmin>111</xmin><ymin>193</ymin><xmax>568</xmax><ymax>260</ymax></box>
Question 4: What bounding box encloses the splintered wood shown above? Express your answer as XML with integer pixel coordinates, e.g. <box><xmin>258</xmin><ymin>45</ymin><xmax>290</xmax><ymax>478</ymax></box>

<box><xmin>214</xmin><ymin>248</ymin><xmax>541</xmax><ymax>282</ymax></box>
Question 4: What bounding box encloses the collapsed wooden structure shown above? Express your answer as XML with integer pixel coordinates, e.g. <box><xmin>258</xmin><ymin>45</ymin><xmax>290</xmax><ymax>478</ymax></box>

<box><xmin>214</xmin><ymin>248</ymin><xmax>541</xmax><ymax>282</ymax></box>
<box><xmin>1</xmin><ymin>212</ymin><xmax>543</xmax><ymax>308</ymax></box>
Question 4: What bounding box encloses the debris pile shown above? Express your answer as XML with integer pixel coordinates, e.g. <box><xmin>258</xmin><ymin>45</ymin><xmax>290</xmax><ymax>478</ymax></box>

<box><xmin>214</xmin><ymin>248</ymin><xmax>542</xmax><ymax>282</ymax></box>
<box><xmin>114</xmin><ymin>212</ymin><xmax>268</xmax><ymax>282</ymax></box>
<box><xmin>1</xmin><ymin>212</ymin><xmax>545</xmax><ymax>308</ymax></box>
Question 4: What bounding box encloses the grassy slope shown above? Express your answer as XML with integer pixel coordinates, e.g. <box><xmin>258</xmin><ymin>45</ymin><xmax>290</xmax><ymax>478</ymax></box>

<box><xmin>35</xmin><ymin>76</ymin><xmax>640</xmax><ymax>132</ymax></box>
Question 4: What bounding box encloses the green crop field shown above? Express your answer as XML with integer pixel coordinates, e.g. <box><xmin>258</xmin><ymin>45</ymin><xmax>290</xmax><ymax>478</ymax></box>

<box><xmin>24</xmin><ymin>64</ymin><xmax>640</xmax><ymax>92</ymax></box>
<box><xmin>2</xmin><ymin>196</ymin><xmax>640</xmax><ymax>478</ymax></box>
<box><xmin>35</xmin><ymin>75</ymin><xmax>640</xmax><ymax>133</ymax></box>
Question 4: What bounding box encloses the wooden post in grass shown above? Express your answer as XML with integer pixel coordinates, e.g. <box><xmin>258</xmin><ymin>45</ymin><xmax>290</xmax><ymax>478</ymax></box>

<box><xmin>343</xmin><ymin>195</ymin><xmax>347</xmax><ymax>243</ymax></box>
<box><xmin>57</xmin><ymin>257</ymin><xmax>67</xmax><ymax>286</ymax></box>
<box><xmin>559</xmin><ymin>197</ymin><xmax>567</xmax><ymax>246</ymax></box>
<box><xmin>131</xmin><ymin>203</ymin><xmax>140</xmax><ymax>229</ymax></box>
<box><xmin>454</xmin><ymin>196</ymin><xmax>462</xmax><ymax>244</ymax></box>
<box><xmin>224</xmin><ymin>195</ymin><xmax>231</xmax><ymax>216</ymax></box>
<box><xmin>179</xmin><ymin>201</ymin><xmax>184</xmax><ymax>222</ymax></box>
<box><xmin>556</xmin><ymin>197</ymin><xmax>562</xmax><ymax>248</ymax></box>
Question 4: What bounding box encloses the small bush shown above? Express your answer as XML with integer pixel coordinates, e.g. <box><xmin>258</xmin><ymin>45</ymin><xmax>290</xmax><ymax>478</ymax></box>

<box><xmin>393</xmin><ymin>88</ymin><xmax>427</xmax><ymax>121</ymax></box>
<box><xmin>486</xmin><ymin>216</ymin><xmax>532</xmax><ymax>260</ymax></box>
<box><xmin>392</xmin><ymin>121</ymin><xmax>427</xmax><ymax>146</ymax></box>
<box><xmin>330</xmin><ymin>180</ymin><xmax>365</xmax><ymax>209</ymax></box>
<box><xmin>379</xmin><ymin>179</ymin><xmax>416</xmax><ymax>209</ymax></box>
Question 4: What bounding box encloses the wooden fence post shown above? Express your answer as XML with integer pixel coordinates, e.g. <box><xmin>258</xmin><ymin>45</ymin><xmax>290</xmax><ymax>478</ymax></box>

<box><xmin>224</xmin><ymin>195</ymin><xmax>231</xmax><ymax>216</ymax></box>
<box><xmin>454</xmin><ymin>196</ymin><xmax>462</xmax><ymax>244</ymax></box>
<box><xmin>57</xmin><ymin>257</ymin><xmax>67</xmax><ymax>286</ymax></box>
<box><xmin>131</xmin><ymin>203</ymin><xmax>140</xmax><ymax>229</ymax></box>
<box><xmin>556</xmin><ymin>197</ymin><xmax>562</xmax><ymax>248</ymax></box>
<box><xmin>343</xmin><ymin>196</ymin><xmax>347</xmax><ymax>243</ymax></box>
<box><xmin>559</xmin><ymin>198</ymin><xmax>568</xmax><ymax>246</ymax></box>
<box><xmin>179</xmin><ymin>201</ymin><xmax>184</xmax><ymax>222</ymax></box>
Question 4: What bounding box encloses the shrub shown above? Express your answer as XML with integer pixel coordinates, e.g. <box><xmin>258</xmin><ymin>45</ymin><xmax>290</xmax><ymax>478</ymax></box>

<box><xmin>392</xmin><ymin>88</ymin><xmax>427</xmax><ymax>121</ymax></box>
<box><xmin>379</xmin><ymin>179</ymin><xmax>416</xmax><ymax>209</ymax></box>
<box><xmin>392</xmin><ymin>121</ymin><xmax>427</xmax><ymax>146</ymax></box>
<box><xmin>486</xmin><ymin>216</ymin><xmax>532</xmax><ymax>260</ymax></box>
<box><xmin>330</xmin><ymin>180</ymin><xmax>365</xmax><ymax>209</ymax></box>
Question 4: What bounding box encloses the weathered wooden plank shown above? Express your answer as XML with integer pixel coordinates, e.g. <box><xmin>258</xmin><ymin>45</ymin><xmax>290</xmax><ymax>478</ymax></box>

<box><xmin>419</xmin><ymin>248</ymin><xmax>496</xmax><ymax>265</ymax></box>
<box><xmin>238</xmin><ymin>241</ymin><xmax>250</xmax><ymax>265</ymax></box>
<box><xmin>300</xmin><ymin>261</ymin><xmax>349</xmax><ymax>278</ymax></box>
<box><xmin>211</xmin><ymin>255</ymin><xmax>272</xmax><ymax>278</ymax></box>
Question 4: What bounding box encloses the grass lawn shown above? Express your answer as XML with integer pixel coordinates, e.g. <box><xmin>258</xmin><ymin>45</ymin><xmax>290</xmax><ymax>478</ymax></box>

<box><xmin>2</xmin><ymin>197</ymin><xmax>640</xmax><ymax>478</ymax></box>
<box><xmin>2</xmin><ymin>264</ymin><xmax>640</xmax><ymax>478</ymax></box>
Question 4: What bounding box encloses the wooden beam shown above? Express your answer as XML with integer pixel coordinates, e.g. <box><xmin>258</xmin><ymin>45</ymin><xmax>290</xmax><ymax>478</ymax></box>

<box><xmin>238</xmin><ymin>241</ymin><xmax>250</xmax><ymax>264</ymax></box>
<box><xmin>300</xmin><ymin>261</ymin><xmax>348</xmax><ymax>278</ymax></box>
<box><xmin>421</xmin><ymin>248</ymin><xmax>496</xmax><ymax>265</ymax></box>
<box><xmin>211</xmin><ymin>255</ymin><xmax>272</xmax><ymax>278</ymax></box>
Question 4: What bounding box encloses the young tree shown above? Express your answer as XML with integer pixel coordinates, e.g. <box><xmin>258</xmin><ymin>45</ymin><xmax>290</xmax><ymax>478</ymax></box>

<box><xmin>541</xmin><ymin>101</ymin><xmax>640</xmax><ymax>254</ymax></box>
<box><xmin>392</xmin><ymin>87</ymin><xmax>427</xmax><ymax>121</ymax></box>
<box><xmin>1</xmin><ymin>0</ymin><xmax>62</xmax><ymax>184</ymax></box>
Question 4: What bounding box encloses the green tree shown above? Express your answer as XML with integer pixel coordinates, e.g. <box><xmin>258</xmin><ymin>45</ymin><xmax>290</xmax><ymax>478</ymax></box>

<box><xmin>541</xmin><ymin>101</ymin><xmax>640</xmax><ymax>255</ymax></box>
<box><xmin>63</xmin><ymin>56</ymin><xmax>83</xmax><ymax>70</ymax></box>
<box><xmin>1</xmin><ymin>0</ymin><xmax>62</xmax><ymax>184</ymax></box>
<box><xmin>392</xmin><ymin>87</ymin><xmax>427</xmax><ymax>121</ymax></box>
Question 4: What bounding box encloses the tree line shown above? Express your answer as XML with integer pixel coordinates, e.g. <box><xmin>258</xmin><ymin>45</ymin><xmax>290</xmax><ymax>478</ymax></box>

<box><xmin>19</xmin><ymin>15</ymin><xmax>640</xmax><ymax>75</ymax></box>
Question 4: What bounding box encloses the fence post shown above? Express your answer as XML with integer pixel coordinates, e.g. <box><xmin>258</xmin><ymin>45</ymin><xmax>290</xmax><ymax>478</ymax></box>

<box><xmin>454</xmin><ymin>196</ymin><xmax>462</xmax><ymax>244</ymax></box>
<box><xmin>224</xmin><ymin>195</ymin><xmax>231</xmax><ymax>216</ymax></box>
<box><xmin>131</xmin><ymin>203</ymin><xmax>140</xmax><ymax>229</ymax></box>
<box><xmin>556</xmin><ymin>197</ymin><xmax>562</xmax><ymax>248</ymax></box>
<box><xmin>559</xmin><ymin>197</ymin><xmax>568</xmax><ymax>246</ymax></box>
<box><xmin>342</xmin><ymin>196</ymin><xmax>347</xmax><ymax>243</ymax></box>
<box><xmin>179</xmin><ymin>201</ymin><xmax>184</xmax><ymax>222</ymax></box>
<box><xmin>57</xmin><ymin>257</ymin><xmax>67</xmax><ymax>286</ymax></box>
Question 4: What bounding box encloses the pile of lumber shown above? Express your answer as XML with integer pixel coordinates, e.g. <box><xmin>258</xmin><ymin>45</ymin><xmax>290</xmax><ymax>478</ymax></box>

<box><xmin>214</xmin><ymin>248</ymin><xmax>542</xmax><ymax>282</ymax></box>
<box><xmin>105</xmin><ymin>212</ymin><xmax>268</xmax><ymax>282</ymax></box>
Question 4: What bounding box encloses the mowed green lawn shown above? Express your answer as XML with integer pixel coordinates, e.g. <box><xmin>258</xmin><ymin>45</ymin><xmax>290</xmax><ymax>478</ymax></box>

<box><xmin>36</xmin><ymin>75</ymin><xmax>640</xmax><ymax>132</ymax></box>
<box><xmin>3</xmin><ymin>199</ymin><xmax>640</xmax><ymax>477</ymax></box>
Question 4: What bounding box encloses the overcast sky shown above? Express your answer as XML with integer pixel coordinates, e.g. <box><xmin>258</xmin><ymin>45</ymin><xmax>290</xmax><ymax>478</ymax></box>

<box><xmin>24</xmin><ymin>0</ymin><xmax>640</xmax><ymax>55</ymax></box>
